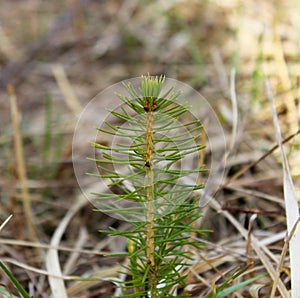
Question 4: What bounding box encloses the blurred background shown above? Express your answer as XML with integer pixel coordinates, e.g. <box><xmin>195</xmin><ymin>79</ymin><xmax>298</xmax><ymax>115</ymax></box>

<box><xmin>0</xmin><ymin>0</ymin><xmax>300</xmax><ymax>297</ymax></box>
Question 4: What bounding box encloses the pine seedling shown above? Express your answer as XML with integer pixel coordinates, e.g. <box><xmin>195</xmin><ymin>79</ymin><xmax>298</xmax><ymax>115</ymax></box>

<box><xmin>90</xmin><ymin>75</ymin><xmax>206</xmax><ymax>297</ymax></box>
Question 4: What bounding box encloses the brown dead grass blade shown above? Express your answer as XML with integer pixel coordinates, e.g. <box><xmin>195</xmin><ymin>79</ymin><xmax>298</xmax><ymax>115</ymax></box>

<box><xmin>0</xmin><ymin>215</ymin><xmax>13</xmax><ymax>232</ymax></box>
<box><xmin>52</xmin><ymin>64</ymin><xmax>82</xmax><ymax>117</ymax></box>
<box><xmin>266</xmin><ymin>77</ymin><xmax>300</xmax><ymax>298</ymax></box>
<box><xmin>8</xmin><ymin>85</ymin><xmax>40</xmax><ymax>259</ymax></box>
<box><xmin>209</xmin><ymin>197</ymin><xmax>290</xmax><ymax>297</ymax></box>
<box><xmin>45</xmin><ymin>196</ymin><xmax>86</xmax><ymax>297</ymax></box>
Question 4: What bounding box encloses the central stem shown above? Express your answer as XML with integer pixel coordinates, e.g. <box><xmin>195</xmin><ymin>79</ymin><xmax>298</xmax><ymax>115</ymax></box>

<box><xmin>145</xmin><ymin>108</ymin><xmax>157</xmax><ymax>297</ymax></box>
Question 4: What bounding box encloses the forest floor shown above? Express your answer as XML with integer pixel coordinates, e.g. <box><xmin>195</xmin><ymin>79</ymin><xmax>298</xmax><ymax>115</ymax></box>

<box><xmin>0</xmin><ymin>1</ymin><xmax>300</xmax><ymax>297</ymax></box>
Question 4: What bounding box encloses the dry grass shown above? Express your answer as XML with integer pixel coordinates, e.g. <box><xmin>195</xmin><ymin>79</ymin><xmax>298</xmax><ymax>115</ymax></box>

<box><xmin>0</xmin><ymin>0</ymin><xmax>300</xmax><ymax>297</ymax></box>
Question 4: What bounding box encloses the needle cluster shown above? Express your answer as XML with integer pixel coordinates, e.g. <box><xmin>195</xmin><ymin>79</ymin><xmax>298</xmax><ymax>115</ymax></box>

<box><xmin>90</xmin><ymin>75</ymin><xmax>206</xmax><ymax>297</ymax></box>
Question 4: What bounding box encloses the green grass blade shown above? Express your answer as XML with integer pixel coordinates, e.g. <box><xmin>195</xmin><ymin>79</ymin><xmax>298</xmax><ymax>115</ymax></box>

<box><xmin>0</xmin><ymin>261</ymin><xmax>31</xmax><ymax>298</ymax></box>
<box><xmin>208</xmin><ymin>273</ymin><xmax>267</xmax><ymax>298</ymax></box>
<box><xmin>0</xmin><ymin>287</ymin><xmax>19</xmax><ymax>298</ymax></box>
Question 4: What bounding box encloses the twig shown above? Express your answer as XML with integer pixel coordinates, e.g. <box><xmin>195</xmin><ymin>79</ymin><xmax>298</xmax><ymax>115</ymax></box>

<box><xmin>221</xmin><ymin>128</ymin><xmax>300</xmax><ymax>188</ymax></box>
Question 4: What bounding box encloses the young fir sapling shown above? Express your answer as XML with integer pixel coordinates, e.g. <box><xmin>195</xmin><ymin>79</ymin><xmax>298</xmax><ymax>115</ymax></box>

<box><xmin>90</xmin><ymin>75</ymin><xmax>207</xmax><ymax>297</ymax></box>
